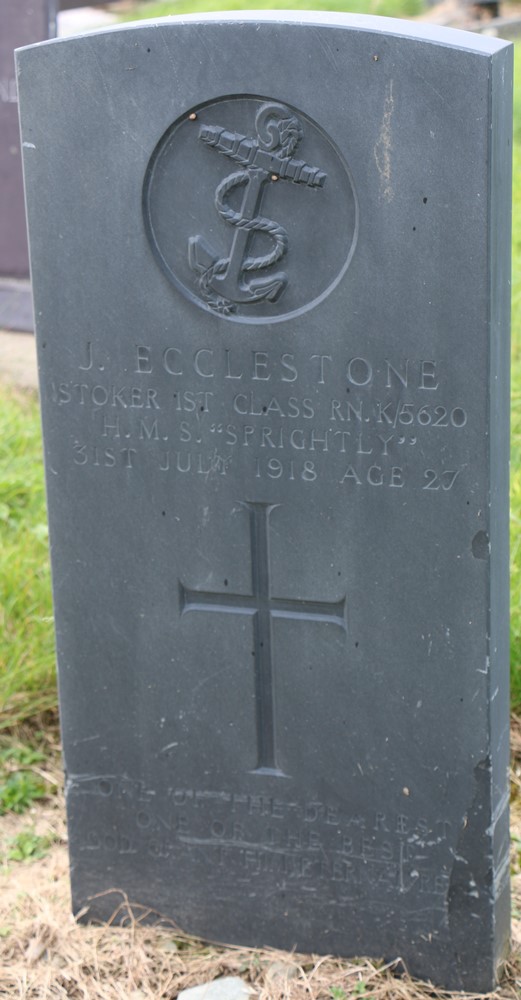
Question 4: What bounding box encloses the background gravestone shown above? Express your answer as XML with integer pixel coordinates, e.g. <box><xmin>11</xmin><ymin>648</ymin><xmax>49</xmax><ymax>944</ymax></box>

<box><xmin>0</xmin><ymin>0</ymin><xmax>56</xmax><ymax>279</ymax></box>
<box><xmin>0</xmin><ymin>0</ymin><xmax>56</xmax><ymax>331</ymax></box>
<box><xmin>17</xmin><ymin>14</ymin><xmax>512</xmax><ymax>992</ymax></box>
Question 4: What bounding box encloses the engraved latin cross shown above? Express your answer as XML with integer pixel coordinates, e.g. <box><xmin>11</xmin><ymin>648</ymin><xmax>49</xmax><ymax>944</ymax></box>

<box><xmin>179</xmin><ymin>502</ymin><xmax>347</xmax><ymax>776</ymax></box>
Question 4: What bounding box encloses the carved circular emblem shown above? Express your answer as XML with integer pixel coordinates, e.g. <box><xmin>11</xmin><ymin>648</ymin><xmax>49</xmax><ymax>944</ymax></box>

<box><xmin>143</xmin><ymin>96</ymin><xmax>358</xmax><ymax>324</ymax></box>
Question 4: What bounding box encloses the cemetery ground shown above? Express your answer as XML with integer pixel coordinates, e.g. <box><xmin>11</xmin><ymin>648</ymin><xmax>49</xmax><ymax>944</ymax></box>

<box><xmin>0</xmin><ymin>731</ymin><xmax>520</xmax><ymax>1000</ymax></box>
<box><xmin>1</xmin><ymin>15</ymin><xmax>521</xmax><ymax>1000</ymax></box>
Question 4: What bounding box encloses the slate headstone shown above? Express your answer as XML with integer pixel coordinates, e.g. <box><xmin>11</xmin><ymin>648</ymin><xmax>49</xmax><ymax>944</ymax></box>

<box><xmin>16</xmin><ymin>14</ymin><xmax>512</xmax><ymax>992</ymax></box>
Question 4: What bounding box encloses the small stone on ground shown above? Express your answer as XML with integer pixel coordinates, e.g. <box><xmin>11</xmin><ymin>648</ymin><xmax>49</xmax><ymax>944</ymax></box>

<box><xmin>265</xmin><ymin>961</ymin><xmax>300</xmax><ymax>982</ymax></box>
<box><xmin>178</xmin><ymin>977</ymin><xmax>255</xmax><ymax>1000</ymax></box>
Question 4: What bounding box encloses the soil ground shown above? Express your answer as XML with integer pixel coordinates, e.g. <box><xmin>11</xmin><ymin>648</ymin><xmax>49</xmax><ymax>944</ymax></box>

<box><xmin>0</xmin><ymin>330</ymin><xmax>38</xmax><ymax>393</ymax></box>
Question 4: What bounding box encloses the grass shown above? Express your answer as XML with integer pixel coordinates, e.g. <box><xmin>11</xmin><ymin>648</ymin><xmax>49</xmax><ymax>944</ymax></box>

<box><xmin>0</xmin><ymin>393</ymin><xmax>55</xmax><ymax>730</ymax></box>
<box><xmin>0</xmin><ymin>742</ymin><xmax>53</xmax><ymax>815</ymax></box>
<box><xmin>121</xmin><ymin>0</ymin><xmax>424</xmax><ymax>19</ymax></box>
<box><xmin>6</xmin><ymin>829</ymin><xmax>55</xmax><ymax>862</ymax></box>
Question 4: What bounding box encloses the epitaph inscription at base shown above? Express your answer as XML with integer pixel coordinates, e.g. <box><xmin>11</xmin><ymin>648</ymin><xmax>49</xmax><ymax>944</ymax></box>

<box><xmin>17</xmin><ymin>14</ymin><xmax>512</xmax><ymax>992</ymax></box>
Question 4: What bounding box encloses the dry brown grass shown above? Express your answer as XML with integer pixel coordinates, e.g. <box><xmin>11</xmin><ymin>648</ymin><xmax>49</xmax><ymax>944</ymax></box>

<box><xmin>0</xmin><ymin>857</ymin><xmax>519</xmax><ymax>1000</ymax></box>
<box><xmin>0</xmin><ymin>733</ymin><xmax>520</xmax><ymax>1000</ymax></box>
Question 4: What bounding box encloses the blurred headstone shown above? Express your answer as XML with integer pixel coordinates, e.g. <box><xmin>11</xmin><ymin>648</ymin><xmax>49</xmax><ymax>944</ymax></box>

<box><xmin>0</xmin><ymin>0</ymin><xmax>56</xmax><ymax>330</ymax></box>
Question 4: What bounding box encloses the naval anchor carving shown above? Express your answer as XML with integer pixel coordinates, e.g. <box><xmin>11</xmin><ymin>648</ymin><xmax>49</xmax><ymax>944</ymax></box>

<box><xmin>143</xmin><ymin>96</ymin><xmax>357</xmax><ymax>323</ymax></box>
<box><xmin>188</xmin><ymin>103</ymin><xmax>327</xmax><ymax>315</ymax></box>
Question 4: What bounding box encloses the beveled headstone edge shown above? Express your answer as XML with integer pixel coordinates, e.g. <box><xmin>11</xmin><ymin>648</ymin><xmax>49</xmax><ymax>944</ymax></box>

<box><xmin>15</xmin><ymin>9</ymin><xmax>511</xmax><ymax>62</ymax></box>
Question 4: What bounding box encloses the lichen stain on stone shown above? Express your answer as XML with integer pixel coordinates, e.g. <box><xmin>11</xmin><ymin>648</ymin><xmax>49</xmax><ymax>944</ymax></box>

<box><xmin>374</xmin><ymin>79</ymin><xmax>395</xmax><ymax>202</ymax></box>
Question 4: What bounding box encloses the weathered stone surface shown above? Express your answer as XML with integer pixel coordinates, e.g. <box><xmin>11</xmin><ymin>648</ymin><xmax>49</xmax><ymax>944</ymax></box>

<box><xmin>17</xmin><ymin>13</ymin><xmax>512</xmax><ymax>992</ymax></box>
<box><xmin>0</xmin><ymin>278</ymin><xmax>33</xmax><ymax>333</ymax></box>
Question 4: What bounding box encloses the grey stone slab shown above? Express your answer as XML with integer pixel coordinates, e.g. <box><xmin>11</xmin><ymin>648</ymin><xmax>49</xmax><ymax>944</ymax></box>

<box><xmin>0</xmin><ymin>278</ymin><xmax>34</xmax><ymax>333</ymax></box>
<box><xmin>0</xmin><ymin>0</ymin><xmax>56</xmax><ymax>279</ymax></box>
<box><xmin>16</xmin><ymin>13</ymin><xmax>512</xmax><ymax>992</ymax></box>
<box><xmin>476</xmin><ymin>16</ymin><xmax>521</xmax><ymax>39</ymax></box>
